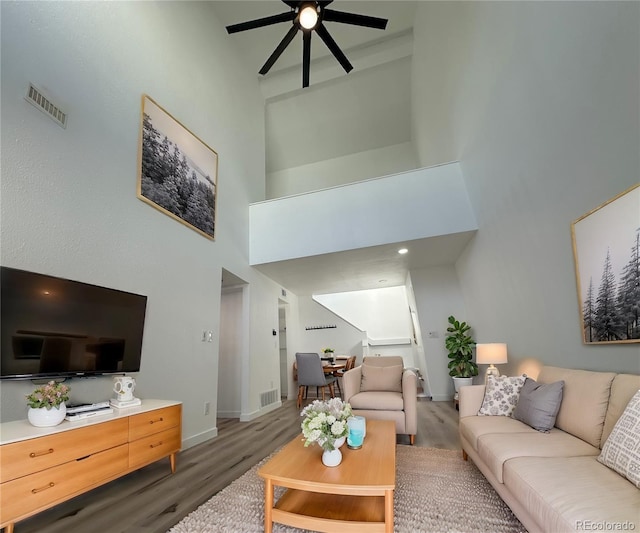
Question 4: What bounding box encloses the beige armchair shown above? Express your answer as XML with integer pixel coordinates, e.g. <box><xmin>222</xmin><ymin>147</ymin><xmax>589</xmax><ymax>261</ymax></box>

<box><xmin>343</xmin><ymin>356</ymin><xmax>418</xmax><ymax>444</ymax></box>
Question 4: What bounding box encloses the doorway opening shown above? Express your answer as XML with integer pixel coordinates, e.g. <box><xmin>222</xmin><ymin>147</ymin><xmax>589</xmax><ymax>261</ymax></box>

<box><xmin>217</xmin><ymin>269</ymin><xmax>248</xmax><ymax>424</ymax></box>
<box><xmin>278</xmin><ymin>300</ymin><xmax>289</xmax><ymax>401</ymax></box>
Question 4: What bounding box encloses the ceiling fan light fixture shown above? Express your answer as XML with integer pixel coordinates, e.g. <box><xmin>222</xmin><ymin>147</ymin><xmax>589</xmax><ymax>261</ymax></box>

<box><xmin>299</xmin><ymin>4</ymin><xmax>319</xmax><ymax>30</ymax></box>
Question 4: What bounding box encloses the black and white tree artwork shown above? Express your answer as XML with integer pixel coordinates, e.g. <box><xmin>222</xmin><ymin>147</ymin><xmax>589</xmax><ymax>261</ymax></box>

<box><xmin>573</xmin><ymin>185</ymin><xmax>640</xmax><ymax>344</ymax></box>
<box><xmin>137</xmin><ymin>96</ymin><xmax>217</xmax><ymax>240</ymax></box>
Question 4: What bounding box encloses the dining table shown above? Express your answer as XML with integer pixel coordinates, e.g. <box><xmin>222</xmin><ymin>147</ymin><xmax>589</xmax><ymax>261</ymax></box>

<box><xmin>322</xmin><ymin>363</ymin><xmax>346</xmax><ymax>374</ymax></box>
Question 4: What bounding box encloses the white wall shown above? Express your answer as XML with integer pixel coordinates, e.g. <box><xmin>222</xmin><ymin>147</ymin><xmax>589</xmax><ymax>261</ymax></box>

<box><xmin>267</xmin><ymin>141</ymin><xmax>418</xmax><ymax>199</ymax></box>
<box><xmin>0</xmin><ymin>2</ymin><xmax>286</xmax><ymax>445</ymax></box>
<box><xmin>217</xmin><ymin>287</ymin><xmax>243</xmax><ymax>418</ymax></box>
<box><xmin>410</xmin><ymin>266</ymin><xmax>467</xmax><ymax>401</ymax></box>
<box><xmin>251</xmin><ymin>163</ymin><xmax>477</xmax><ymax>264</ymax></box>
<box><xmin>265</xmin><ymin>57</ymin><xmax>412</xmax><ymax>174</ymax></box>
<box><xmin>315</xmin><ymin>286</ymin><xmax>413</xmax><ymax>344</ymax></box>
<box><xmin>296</xmin><ymin>298</ymin><xmax>364</xmax><ymax>355</ymax></box>
<box><xmin>412</xmin><ymin>2</ymin><xmax>640</xmax><ymax>376</ymax></box>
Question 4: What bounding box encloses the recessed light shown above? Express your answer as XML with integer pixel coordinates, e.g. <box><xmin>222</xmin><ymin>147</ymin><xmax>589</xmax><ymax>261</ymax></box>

<box><xmin>398</xmin><ymin>248</ymin><xmax>408</xmax><ymax>255</ymax></box>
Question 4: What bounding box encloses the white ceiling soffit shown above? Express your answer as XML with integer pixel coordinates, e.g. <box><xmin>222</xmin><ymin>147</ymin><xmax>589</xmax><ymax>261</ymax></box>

<box><xmin>254</xmin><ymin>231</ymin><xmax>477</xmax><ymax>296</ymax></box>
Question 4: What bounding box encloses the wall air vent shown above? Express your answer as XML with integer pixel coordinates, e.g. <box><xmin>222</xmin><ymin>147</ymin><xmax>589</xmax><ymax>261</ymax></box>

<box><xmin>260</xmin><ymin>389</ymin><xmax>278</xmax><ymax>408</ymax></box>
<box><xmin>25</xmin><ymin>83</ymin><xmax>67</xmax><ymax>128</ymax></box>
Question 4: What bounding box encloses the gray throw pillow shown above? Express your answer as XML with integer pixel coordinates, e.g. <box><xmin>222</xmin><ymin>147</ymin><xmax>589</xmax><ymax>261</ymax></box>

<box><xmin>512</xmin><ymin>377</ymin><xmax>564</xmax><ymax>432</ymax></box>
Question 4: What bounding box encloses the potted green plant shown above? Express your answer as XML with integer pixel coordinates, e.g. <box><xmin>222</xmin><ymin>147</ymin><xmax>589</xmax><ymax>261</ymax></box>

<box><xmin>445</xmin><ymin>315</ymin><xmax>478</xmax><ymax>392</ymax></box>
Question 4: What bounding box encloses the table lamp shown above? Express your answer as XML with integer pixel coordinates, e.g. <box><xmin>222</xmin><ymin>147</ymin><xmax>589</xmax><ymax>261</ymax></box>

<box><xmin>476</xmin><ymin>343</ymin><xmax>508</xmax><ymax>382</ymax></box>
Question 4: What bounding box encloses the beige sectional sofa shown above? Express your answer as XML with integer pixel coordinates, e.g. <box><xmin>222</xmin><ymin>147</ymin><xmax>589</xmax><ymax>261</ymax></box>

<box><xmin>459</xmin><ymin>366</ymin><xmax>640</xmax><ymax>533</ymax></box>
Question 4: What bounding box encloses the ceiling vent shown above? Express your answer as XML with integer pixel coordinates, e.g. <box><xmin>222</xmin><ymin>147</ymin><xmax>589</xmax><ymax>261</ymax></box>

<box><xmin>25</xmin><ymin>83</ymin><xmax>67</xmax><ymax>128</ymax></box>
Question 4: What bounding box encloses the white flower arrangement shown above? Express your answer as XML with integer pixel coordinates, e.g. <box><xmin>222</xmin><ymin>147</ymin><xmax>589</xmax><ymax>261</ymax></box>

<box><xmin>300</xmin><ymin>398</ymin><xmax>352</xmax><ymax>451</ymax></box>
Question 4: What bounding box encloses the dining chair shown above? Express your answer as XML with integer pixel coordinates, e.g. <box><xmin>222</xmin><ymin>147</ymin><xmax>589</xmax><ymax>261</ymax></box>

<box><xmin>295</xmin><ymin>352</ymin><xmax>337</xmax><ymax>408</ymax></box>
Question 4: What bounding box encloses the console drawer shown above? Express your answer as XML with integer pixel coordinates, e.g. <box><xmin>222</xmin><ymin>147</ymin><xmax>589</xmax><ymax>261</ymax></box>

<box><xmin>129</xmin><ymin>427</ymin><xmax>181</xmax><ymax>470</ymax></box>
<box><xmin>129</xmin><ymin>405</ymin><xmax>180</xmax><ymax>441</ymax></box>
<box><xmin>1</xmin><ymin>443</ymin><xmax>128</xmax><ymax>524</ymax></box>
<box><xmin>0</xmin><ymin>418</ymin><xmax>129</xmax><ymax>483</ymax></box>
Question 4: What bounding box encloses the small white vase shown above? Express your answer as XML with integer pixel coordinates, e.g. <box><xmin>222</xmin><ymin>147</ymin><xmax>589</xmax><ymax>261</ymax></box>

<box><xmin>322</xmin><ymin>447</ymin><xmax>342</xmax><ymax>467</ymax></box>
<box><xmin>28</xmin><ymin>403</ymin><xmax>66</xmax><ymax>427</ymax></box>
<box><xmin>334</xmin><ymin>436</ymin><xmax>346</xmax><ymax>448</ymax></box>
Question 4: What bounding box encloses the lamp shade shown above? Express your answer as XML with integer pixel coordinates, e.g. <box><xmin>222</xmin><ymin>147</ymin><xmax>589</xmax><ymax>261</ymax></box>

<box><xmin>476</xmin><ymin>343</ymin><xmax>508</xmax><ymax>365</ymax></box>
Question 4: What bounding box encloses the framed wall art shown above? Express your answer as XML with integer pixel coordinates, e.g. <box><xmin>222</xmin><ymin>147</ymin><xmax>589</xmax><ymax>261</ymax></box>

<box><xmin>137</xmin><ymin>94</ymin><xmax>218</xmax><ymax>240</ymax></box>
<box><xmin>571</xmin><ymin>183</ymin><xmax>640</xmax><ymax>344</ymax></box>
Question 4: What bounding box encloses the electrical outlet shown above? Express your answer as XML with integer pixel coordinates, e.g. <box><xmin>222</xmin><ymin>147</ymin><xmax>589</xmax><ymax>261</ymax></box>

<box><xmin>204</xmin><ymin>401</ymin><xmax>210</xmax><ymax>415</ymax></box>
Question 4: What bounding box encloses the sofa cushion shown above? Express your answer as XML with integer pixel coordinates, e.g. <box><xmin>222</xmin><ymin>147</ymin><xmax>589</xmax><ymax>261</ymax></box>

<box><xmin>477</xmin><ymin>430</ymin><xmax>600</xmax><ymax>483</ymax></box>
<box><xmin>459</xmin><ymin>415</ymin><xmax>537</xmax><ymax>451</ymax></box>
<box><xmin>512</xmin><ymin>377</ymin><xmax>564</xmax><ymax>432</ymax></box>
<box><xmin>537</xmin><ymin>366</ymin><xmax>615</xmax><ymax>448</ymax></box>
<box><xmin>478</xmin><ymin>374</ymin><xmax>526</xmax><ymax>417</ymax></box>
<box><xmin>598</xmin><ymin>389</ymin><xmax>640</xmax><ymax>488</ymax></box>
<box><xmin>503</xmin><ymin>456</ymin><xmax>640</xmax><ymax>532</ymax></box>
<box><xmin>360</xmin><ymin>364</ymin><xmax>403</xmax><ymax>392</ymax></box>
<box><xmin>602</xmin><ymin>373</ymin><xmax>640</xmax><ymax>445</ymax></box>
<box><xmin>348</xmin><ymin>391</ymin><xmax>404</xmax><ymax>411</ymax></box>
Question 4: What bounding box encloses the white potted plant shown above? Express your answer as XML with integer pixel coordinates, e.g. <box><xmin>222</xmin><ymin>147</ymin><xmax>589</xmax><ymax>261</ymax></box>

<box><xmin>26</xmin><ymin>380</ymin><xmax>70</xmax><ymax>427</ymax></box>
<box><xmin>445</xmin><ymin>315</ymin><xmax>478</xmax><ymax>392</ymax></box>
<box><xmin>300</xmin><ymin>398</ymin><xmax>352</xmax><ymax>467</ymax></box>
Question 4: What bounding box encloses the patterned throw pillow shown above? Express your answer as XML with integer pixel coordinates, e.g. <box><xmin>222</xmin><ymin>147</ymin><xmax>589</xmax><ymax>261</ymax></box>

<box><xmin>598</xmin><ymin>389</ymin><xmax>640</xmax><ymax>488</ymax></box>
<box><xmin>478</xmin><ymin>374</ymin><xmax>527</xmax><ymax>417</ymax></box>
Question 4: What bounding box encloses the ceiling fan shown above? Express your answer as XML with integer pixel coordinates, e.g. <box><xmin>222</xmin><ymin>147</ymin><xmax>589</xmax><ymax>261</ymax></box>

<box><xmin>226</xmin><ymin>1</ymin><xmax>388</xmax><ymax>88</ymax></box>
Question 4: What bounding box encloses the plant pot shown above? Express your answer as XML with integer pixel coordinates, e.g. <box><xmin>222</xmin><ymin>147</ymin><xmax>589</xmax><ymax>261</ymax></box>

<box><xmin>334</xmin><ymin>436</ymin><xmax>346</xmax><ymax>448</ymax></box>
<box><xmin>322</xmin><ymin>447</ymin><xmax>342</xmax><ymax>467</ymax></box>
<box><xmin>452</xmin><ymin>377</ymin><xmax>473</xmax><ymax>393</ymax></box>
<box><xmin>28</xmin><ymin>403</ymin><xmax>66</xmax><ymax>427</ymax></box>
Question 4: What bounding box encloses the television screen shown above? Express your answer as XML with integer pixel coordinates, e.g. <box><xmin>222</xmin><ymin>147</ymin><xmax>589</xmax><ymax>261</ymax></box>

<box><xmin>1</xmin><ymin>267</ymin><xmax>147</xmax><ymax>380</ymax></box>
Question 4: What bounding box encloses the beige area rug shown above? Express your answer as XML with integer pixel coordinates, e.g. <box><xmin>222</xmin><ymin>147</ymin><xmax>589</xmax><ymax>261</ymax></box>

<box><xmin>169</xmin><ymin>446</ymin><xmax>526</xmax><ymax>533</ymax></box>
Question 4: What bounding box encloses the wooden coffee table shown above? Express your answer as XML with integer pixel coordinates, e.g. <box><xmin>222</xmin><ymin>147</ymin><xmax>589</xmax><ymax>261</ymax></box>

<box><xmin>258</xmin><ymin>419</ymin><xmax>396</xmax><ymax>533</ymax></box>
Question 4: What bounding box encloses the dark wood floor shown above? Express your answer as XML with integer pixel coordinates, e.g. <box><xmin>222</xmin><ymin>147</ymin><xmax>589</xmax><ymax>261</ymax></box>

<box><xmin>12</xmin><ymin>398</ymin><xmax>460</xmax><ymax>533</ymax></box>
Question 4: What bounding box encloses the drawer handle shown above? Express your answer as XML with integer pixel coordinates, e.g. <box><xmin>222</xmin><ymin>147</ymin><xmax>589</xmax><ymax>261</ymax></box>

<box><xmin>30</xmin><ymin>448</ymin><xmax>54</xmax><ymax>458</ymax></box>
<box><xmin>150</xmin><ymin>441</ymin><xmax>163</xmax><ymax>449</ymax></box>
<box><xmin>149</xmin><ymin>417</ymin><xmax>164</xmax><ymax>424</ymax></box>
<box><xmin>31</xmin><ymin>482</ymin><xmax>55</xmax><ymax>494</ymax></box>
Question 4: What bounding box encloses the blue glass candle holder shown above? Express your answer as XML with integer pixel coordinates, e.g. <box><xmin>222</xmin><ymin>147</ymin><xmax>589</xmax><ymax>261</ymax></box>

<box><xmin>347</xmin><ymin>416</ymin><xmax>366</xmax><ymax>449</ymax></box>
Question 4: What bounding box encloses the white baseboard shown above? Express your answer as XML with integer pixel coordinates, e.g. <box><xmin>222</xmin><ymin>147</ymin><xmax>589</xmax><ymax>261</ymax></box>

<box><xmin>216</xmin><ymin>410</ymin><xmax>241</xmax><ymax>418</ymax></box>
<box><xmin>240</xmin><ymin>400</ymin><xmax>282</xmax><ymax>422</ymax></box>
<box><xmin>182</xmin><ymin>427</ymin><xmax>218</xmax><ymax>450</ymax></box>
<box><xmin>431</xmin><ymin>394</ymin><xmax>454</xmax><ymax>402</ymax></box>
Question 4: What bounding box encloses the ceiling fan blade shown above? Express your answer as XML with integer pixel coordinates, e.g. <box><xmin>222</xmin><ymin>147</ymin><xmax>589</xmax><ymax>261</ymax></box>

<box><xmin>226</xmin><ymin>11</ymin><xmax>295</xmax><ymax>34</ymax></box>
<box><xmin>259</xmin><ymin>25</ymin><xmax>299</xmax><ymax>76</ymax></box>
<box><xmin>318</xmin><ymin>1</ymin><xmax>334</xmax><ymax>6</ymax></box>
<box><xmin>302</xmin><ymin>31</ymin><xmax>311</xmax><ymax>88</ymax></box>
<box><xmin>281</xmin><ymin>1</ymin><xmax>299</xmax><ymax>7</ymax></box>
<box><xmin>315</xmin><ymin>24</ymin><xmax>353</xmax><ymax>74</ymax></box>
<box><xmin>323</xmin><ymin>9</ymin><xmax>388</xmax><ymax>30</ymax></box>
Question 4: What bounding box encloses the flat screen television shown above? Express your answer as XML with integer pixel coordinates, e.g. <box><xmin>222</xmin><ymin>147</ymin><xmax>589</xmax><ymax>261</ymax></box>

<box><xmin>1</xmin><ymin>266</ymin><xmax>147</xmax><ymax>380</ymax></box>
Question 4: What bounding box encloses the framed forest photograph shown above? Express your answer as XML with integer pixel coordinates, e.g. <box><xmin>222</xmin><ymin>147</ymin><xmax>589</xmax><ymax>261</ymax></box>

<box><xmin>571</xmin><ymin>184</ymin><xmax>640</xmax><ymax>344</ymax></box>
<box><xmin>137</xmin><ymin>95</ymin><xmax>218</xmax><ymax>240</ymax></box>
